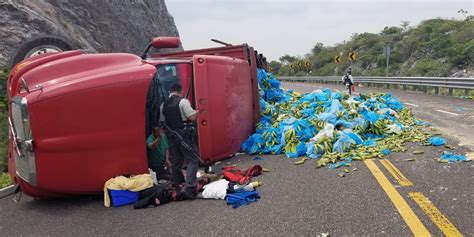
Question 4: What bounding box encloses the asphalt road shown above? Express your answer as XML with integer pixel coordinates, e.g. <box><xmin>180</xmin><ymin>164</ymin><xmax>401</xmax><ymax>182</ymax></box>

<box><xmin>0</xmin><ymin>82</ymin><xmax>472</xmax><ymax>236</ymax></box>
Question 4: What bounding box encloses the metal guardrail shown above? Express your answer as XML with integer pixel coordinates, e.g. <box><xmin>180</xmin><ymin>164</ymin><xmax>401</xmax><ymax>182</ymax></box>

<box><xmin>279</xmin><ymin>76</ymin><xmax>474</xmax><ymax>96</ymax></box>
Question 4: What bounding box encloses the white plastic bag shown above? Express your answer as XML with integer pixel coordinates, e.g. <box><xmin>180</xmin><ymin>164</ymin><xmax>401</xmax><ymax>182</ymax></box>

<box><xmin>202</xmin><ymin>179</ymin><xmax>229</xmax><ymax>200</ymax></box>
<box><xmin>311</xmin><ymin>123</ymin><xmax>335</xmax><ymax>142</ymax></box>
<box><xmin>377</xmin><ymin>108</ymin><xmax>398</xmax><ymax>117</ymax></box>
<box><xmin>385</xmin><ymin>124</ymin><xmax>402</xmax><ymax>134</ymax></box>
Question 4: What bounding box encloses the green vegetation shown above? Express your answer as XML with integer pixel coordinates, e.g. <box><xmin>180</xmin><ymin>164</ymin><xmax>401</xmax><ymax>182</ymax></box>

<box><xmin>0</xmin><ymin>68</ymin><xmax>9</xmax><ymax>187</ymax></box>
<box><xmin>0</xmin><ymin>172</ymin><xmax>12</xmax><ymax>189</ymax></box>
<box><xmin>269</xmin><ymin>18</ymin><xmax>473</xmax><ymax>77</ymax></box>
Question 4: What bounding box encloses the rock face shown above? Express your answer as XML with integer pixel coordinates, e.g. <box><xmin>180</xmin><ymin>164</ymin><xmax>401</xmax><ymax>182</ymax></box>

<box><xmin>0</xmin><ymin>0</ymin><xmax>182</xmax><ymax>67</ymax></box>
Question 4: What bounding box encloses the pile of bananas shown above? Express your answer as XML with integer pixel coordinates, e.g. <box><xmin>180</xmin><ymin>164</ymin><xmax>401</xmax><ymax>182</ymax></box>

<box><xmin>243</xmin><ymin>69</ymin><xmax>435</xmax><ymax>168</ymax></box>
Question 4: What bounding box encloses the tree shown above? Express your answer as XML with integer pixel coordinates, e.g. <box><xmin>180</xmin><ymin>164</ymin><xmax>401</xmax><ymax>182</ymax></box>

<box><xmin>401</xmin><ymin>21</ymin><xmax>410</xmax><ymax>32</ymax></box>
<box><xmin>268</xmin><ymin>61</ymin><xmax>282</xmax><ymax>75</ymax></box>
<box><xmin>279</xmin><ymin>54</ymin><xmax>297</xmax><ymax>65</ymax></box>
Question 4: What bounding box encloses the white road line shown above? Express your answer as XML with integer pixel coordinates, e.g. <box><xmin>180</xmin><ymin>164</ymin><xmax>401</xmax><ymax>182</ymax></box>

<box><xmin>435</xmin><ymin>109</ymin><xmax>461</xmax><ymax>116</ymax></box>
<box><xmin>404</xmin><ymin>103</ymin><xmax>419</xmax><ymax>107</ymax></box>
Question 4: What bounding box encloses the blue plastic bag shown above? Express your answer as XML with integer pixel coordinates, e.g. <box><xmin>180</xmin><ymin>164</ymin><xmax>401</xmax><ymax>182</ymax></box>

<box><xmin>333</xmin><ymin>134</ymin><xmax>355</xmax><ymax>153</ymax></box>
<box><xmin>363</xmin><ymin>139</ymin><xmax>377</xmax><ymax>147</ymax></box>
<box><xmin>428</xmin><ymin>137</ymin><xmax>446</xmax><ymax>146</ymax></box>
<box><xmin>242</xmin><ymin>134</ymin><xmax>264</xmax><ymax>154</ymax></box>
<box><xmin>439</xmin><ymin>152</ymin><xmax>467</xmax><ymax>163</ymax></box>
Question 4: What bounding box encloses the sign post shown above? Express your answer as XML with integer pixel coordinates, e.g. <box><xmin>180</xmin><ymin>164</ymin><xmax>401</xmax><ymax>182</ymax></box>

<box><xmin>348</xmin><ymin>52</ymin><xmax>356</xmax><ymax>74</ymax></box>
<box><xmin>384</xmin><ymin>46</ymin><xmax>391</xmax><ymax>77</ymax></box>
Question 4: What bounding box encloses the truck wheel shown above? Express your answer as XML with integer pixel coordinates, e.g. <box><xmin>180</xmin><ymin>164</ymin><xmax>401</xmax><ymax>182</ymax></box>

<box><xmin>9</xmin><ymin>35</ymin><xmax>75</xmax><ymax>68</ymax></box>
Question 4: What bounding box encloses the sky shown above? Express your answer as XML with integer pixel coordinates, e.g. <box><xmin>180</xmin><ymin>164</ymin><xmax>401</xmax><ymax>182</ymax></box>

<box><xmin>166</xmin><ymin>0</ymin><xmax>472</xmax><ymax>61</ymax></box>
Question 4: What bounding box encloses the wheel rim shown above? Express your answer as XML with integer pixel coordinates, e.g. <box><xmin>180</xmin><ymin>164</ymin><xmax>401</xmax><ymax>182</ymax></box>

<box><xmin>24</xmin><ymin>45</ymin><xmax>63</xmax><ymax>58</ymax></box>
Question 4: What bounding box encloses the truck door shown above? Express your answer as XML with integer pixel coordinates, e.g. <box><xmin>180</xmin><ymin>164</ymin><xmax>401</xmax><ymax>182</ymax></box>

<box><xmin>192</xmin><ymin>55</ymin><xmax>255</xmax><ymax>163</ymax></box>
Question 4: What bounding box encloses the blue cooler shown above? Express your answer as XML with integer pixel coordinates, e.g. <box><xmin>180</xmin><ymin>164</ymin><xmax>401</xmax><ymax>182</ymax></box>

<box><xmin>109</xmin><ymin>189</ymin><xmax>139</xmax><ymax>207</ymax></box>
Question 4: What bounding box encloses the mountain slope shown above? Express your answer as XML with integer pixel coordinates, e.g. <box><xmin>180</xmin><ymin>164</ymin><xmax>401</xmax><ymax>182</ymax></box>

<box><xmin>272</xmin><ymin>18</ymin><xmax>473</xmax><ymax>77</ymax></box>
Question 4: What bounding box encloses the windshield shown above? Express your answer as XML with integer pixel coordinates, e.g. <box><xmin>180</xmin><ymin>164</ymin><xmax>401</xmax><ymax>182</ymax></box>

<box><xmin>156</xmin><ymin>64</ymin><xmax>179</xmax><ymax>95</ymax></box>
<box><xmin>145</xmin><ymin>63</ymin><xmax>193</xmax><ymax>137</ymax></box>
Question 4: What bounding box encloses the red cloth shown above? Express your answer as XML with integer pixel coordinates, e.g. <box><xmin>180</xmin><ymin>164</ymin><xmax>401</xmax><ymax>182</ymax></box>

<box><xmin>222</xmin><ymin>165</ymin><xmax>262</xmax><ymax>185</ymax></box>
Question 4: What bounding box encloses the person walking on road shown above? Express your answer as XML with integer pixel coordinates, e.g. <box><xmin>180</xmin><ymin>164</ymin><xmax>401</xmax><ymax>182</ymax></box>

<box><xmin>342</xmin><ymin>68</ymin><xmax>354</xmax><ymax>95</ymax></box>
<box><xmin>160</xmin><ymin>82</ymin><xmax>200</xmax><ymax>199</ymax></box>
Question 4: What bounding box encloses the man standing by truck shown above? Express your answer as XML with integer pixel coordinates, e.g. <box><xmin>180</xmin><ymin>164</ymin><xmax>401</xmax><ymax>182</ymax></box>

<box><xmin>160</xmin><ymin>83</ymin><xmax>199</xmax><ymax>199</ymax></box>
<box><xmin>146</xmin><ymin>126</ymin><xmax>171</xmax><ymax>180</ymax></box>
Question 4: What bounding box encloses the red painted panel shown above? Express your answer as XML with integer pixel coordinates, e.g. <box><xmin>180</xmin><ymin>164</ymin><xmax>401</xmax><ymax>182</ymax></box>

<box><xmin>193</xmin><ymin>55</ymin><xmax>254</xmax><ymax>162</ymax></box>
<box><xmin>9</xmin><ymin>53</ymin><xmax>157</xmax><ymax>196</ymax></box>
<box><xmin>28</xmin><ymin>66</ymin><xmax>155</xmax><ymax>194</ymax></box>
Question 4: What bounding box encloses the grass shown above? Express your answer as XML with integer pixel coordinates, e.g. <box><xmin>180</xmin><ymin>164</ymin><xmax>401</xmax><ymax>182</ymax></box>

<box><xmin>0</xmin><ymin>68</ymin><xmax>11</xmax><ymax>188</ymax></box>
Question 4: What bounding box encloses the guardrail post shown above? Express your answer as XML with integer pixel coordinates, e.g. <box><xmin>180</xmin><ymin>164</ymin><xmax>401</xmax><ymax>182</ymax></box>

<box><xmin>403</xmin><ymin>85</ymin><xmax>407</xmax><ymax>90</ymax></box>
<box><xmin>435</xmin><ymin>87</ymin><xmax>439</xmax><ymax>95</ymax></box>
<box><xmin>448</xmin><ymin>88</ymin><xmax>453</xmax><ymax>96</ymax></box>
<box><xmin>465</xmin><ymin>89</ymin><xmax>469</xmax><ymax>96</ymax></box>
<box><xmin>423</xmin><ymin>86</ymin><xmax>427</xmax><ymax>93</ymax></box>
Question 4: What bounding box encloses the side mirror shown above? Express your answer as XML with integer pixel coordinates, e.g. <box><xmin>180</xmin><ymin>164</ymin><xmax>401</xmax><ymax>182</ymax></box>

<box><xmin>152</xmin><ymin>37</ymin><xmax>180</xmax><ymax>49</ymax></box>
<box><xmin>141</xmin><ymin>37</ymin><xmax>180</xmax><ymax>59</ymax></box>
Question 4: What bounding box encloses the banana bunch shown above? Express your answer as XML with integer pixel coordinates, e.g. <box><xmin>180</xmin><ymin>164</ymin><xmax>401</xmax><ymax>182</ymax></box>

<box><xmin>262</xmin><ymin>130</ymin><xmax>279</xmax><ymax>146</ymax></box>
<box><xmin>283</xmin><ymin>128</ymin><xmax>300</xmax><ymax>154</ymax></box>
<box><xmin>370</xmin><ymin>119</ymin><xmax>388</xmax><ymax>135</ymax></box>
<box><xmin>336</xmin><ymin>110</ymin><xmax>345</xmax><ymax>119</ymax></box>
<box><xmin>314</xmin><ymin>137</ymin><xmax>333</xmax><ymax>155</ymax></box>
<box><xmin>353</xmin><ymin>124</ymin><xmax>366</xmax><ymax>134</ymax></box>
<box><xmin>311</xmin><ymin>120</ymin><xmax>326</xmax><ymax>130</ymax></box>
<box><xmin>284</xmin><ymin>128</ymin><xmax>297</xmax><ymax>141</ymax></box>
<box><xmin>284</xmin><ymin>139</ymin><xmax>299</xmax><ymax>154</ymax></box>
<box><xmin>398</xmin><ymin>108</ymin><xmax>416</xmax><ymax>126</ymax></box>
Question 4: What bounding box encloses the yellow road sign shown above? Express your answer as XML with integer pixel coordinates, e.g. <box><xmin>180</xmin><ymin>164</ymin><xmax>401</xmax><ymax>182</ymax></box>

<box><xmin>348</xmin><ymin>52</ymin><xmax>356</xmax><ymax>61</ymax></box>
<box><xmin>334</xmin><ymin>55</ymin><xmax>341</xmax><ymax>64</ymax></box>
<box><xmin>305</xmin><ymin>61</ymin><xmax>311</xmax><ymax>68</ymax></box>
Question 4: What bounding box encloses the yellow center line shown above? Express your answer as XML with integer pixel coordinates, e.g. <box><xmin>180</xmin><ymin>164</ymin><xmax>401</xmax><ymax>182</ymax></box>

<box><xmin>379</xmin><ymin>159</ymin><xmax>413</xmax><ymax>187</ymax></box>
<box><xmin>364</xmin><ymin>159</ymin><xmax>431</xmax><ymax>236</ymax></box>
<box><xmin>409</xmin><ymin>192</ymin><xmax>463</xmax><ymax>236</ymax></box>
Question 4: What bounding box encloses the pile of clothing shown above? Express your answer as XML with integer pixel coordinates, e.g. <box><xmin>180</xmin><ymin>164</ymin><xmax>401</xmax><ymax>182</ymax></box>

<box><xmin>200</xmin><ymin>165</ymin><xmax>263</xmax><ymax>208</ymax></box>
<box><xmin>242</xmin><ymin>69</ymin><xmax>438</xmax><ymax>167</ymax></box>
<box><xmin>104</xmin><ymin>164</ymin><xmax>264</xmax><ymax>209</ymax></box>
<box><xmin>104</xmin><ymin>174</ymin><xmax>212</xmax><ymax>208</ymax></box>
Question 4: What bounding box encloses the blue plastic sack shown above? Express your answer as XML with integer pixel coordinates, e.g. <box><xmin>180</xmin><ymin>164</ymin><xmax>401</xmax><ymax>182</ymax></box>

<box><xmin>428</xmin><ymin>137</ymin><xmax>446</xmax><ymax>146</ymax></box>
<box><xmin>335</xmin><ymin>119</ymin><xmax>353</xmax><ymax>129</ymax></box>
<box><xmin>242</xmin><ymin>134</ymin><xmax>264</xmax><ymax>154</ymax></box>
<box><xmin>268</xmin><ymin>78</ymin><xmax>280</xmax><ymax>88</ymax></box>
<box><xmin>318</xmin><ymin>112</ymin><xmax>337</xmax><ymax>124</ymax></box>
<box><xmin>326</xmin><ymin>99</ymin><xmax>345</xmax><ymax>114</ymax></box>
<box><xmin>363</xmin><ymin>139</ymin><xmax>377</xmax><ymax>147</ymax></box>
<box><xmin>265</xmin><ymin>88</ymin><xmax>283</xmax><ymax>102</ymax></box>
<box><xmin>333</xmin><ymin>134</ymin><xmax>355</xmax><ymax>153</ymax></box>
<box><xmin>381</xmin><ymin>149</ymin><xmax>392</xmax><ymax>155</ymax></box>
<box><xmin>346</xmin><ymin>132</ymin><xmax>363</xmax><ymax>145</ymax></box>
<box><xmin>439</xmin><ymin>152</ymin><xmax>467</xmax><ymax>163</ymax></box>
<box><xmin>328</xmin><ymin>158</ymin><xmax>352</xmax><ymax>169</ymax></box>
<box><xmin>363</xmin><ymin>111</ymin><xmax>380</xmax><ymax>125</ymax></box>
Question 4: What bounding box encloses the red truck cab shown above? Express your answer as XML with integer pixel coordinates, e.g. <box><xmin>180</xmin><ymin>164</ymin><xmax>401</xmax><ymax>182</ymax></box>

<box><xmin>6</xmin><ymin>37</ymin><xmax>262</xmax><ymax>197</ymax></box>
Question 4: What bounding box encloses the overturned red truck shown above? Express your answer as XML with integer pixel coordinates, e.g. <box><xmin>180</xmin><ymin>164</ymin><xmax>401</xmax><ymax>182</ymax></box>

<box><xmin>6</xmin><ymin>37</ymin><xmax>264</xmax><ymax>197</ymax></box>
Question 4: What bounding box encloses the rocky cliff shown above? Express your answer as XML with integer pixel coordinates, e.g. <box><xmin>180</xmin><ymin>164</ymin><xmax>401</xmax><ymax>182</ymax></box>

<box><xmin>0</xmin><ymin>0</ymin><xmax>182</xmax><ymax>67</ymax></box>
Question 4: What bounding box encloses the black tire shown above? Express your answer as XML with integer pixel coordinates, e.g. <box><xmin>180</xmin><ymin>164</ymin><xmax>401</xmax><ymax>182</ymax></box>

<box><xmin>9</xmin><ymin>35</ymin><xmax>75</xmax><ymax>68</ymax></box>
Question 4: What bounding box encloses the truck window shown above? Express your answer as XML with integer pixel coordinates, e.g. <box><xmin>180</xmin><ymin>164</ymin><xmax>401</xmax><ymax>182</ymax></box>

<box><xmin>145</xmin><ymin>63</ymin><xmax>193</xmax><ymax>137</ymax></box>
<box><xmin>156</xmin><ymin>64</ymin><xmax>178</xmax><ymax>95</ymax></box>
